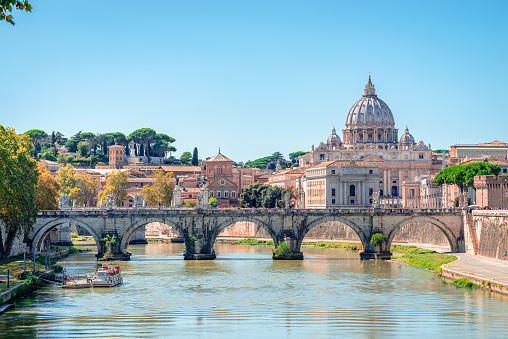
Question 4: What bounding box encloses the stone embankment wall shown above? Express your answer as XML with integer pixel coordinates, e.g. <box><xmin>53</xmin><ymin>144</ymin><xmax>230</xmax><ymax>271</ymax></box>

<box><xmin>0</xmin><ymin>221</ymin><xmax>27</xmax><ymax>257</ymax></box>
<box><xmin>219</xmin><ymin>220</ymin><xmax>450</xmax><ymax>248</ymax></box>
<box><xmin>465</xmin><ymin>210</ymin><xmax>508</xmax><ymax>260</ymax></box>
<box><xmin>392</xmin><ymin>221</ymin><xmax>449</xmax><ymax>247</ymax></box>
<box><xmin>219</xmin><ymin>222</ymin><xmax>271</xmax><ymax>238</ymax></box>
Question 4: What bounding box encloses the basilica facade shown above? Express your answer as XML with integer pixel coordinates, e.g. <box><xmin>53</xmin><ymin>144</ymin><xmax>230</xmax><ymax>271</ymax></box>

<box><xmin>299</xmin><ymin>77</ymin><xmax>442</xmax><ymax>200</ymax></box>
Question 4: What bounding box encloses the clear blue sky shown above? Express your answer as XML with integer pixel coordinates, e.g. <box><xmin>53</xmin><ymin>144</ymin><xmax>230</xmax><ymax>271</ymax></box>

<box><xmin>1</xmin><ymin>0</ymin><xmax>507</xmax><ymax>162</ymax></box>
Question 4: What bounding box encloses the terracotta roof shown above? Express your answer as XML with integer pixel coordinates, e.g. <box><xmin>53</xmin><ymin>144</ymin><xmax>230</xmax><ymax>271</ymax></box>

<box><xmin>161</xmin><ymin>166</ymin><xmax>201</xmax><ymax>172</ymax></box>
<box><xmin>206</xmin><ymin>152</ymin><xmax>233</xmax><ymax>162</ymax></box>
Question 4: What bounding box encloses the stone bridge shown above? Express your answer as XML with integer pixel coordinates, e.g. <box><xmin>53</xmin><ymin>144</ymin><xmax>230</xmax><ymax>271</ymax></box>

<box><xmin>30</xmin><ymin>208</ymin><xmax>464</xmax><ymax>260</ymax></box>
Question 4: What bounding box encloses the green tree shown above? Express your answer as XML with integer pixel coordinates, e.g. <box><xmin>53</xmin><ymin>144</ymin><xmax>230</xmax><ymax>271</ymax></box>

<box><xmin>56</xmin><ymin>164</ymin><xmax>78</xmax><ymax>195</ymax></box>
<box><xmin>192</xmin><ymin>147</ymin><xmax>198</xmax><ymax>166</ymax></box>
<box><xmin>69</xmin><ymin>173</ymin><xmax>97</xmax><ymax>207</ymax></box>
<box><xmin>24</xmin><ymin>129</ymin><xmax>47</xmax><ymax>156</ymax></box>
<box><xmin>127</xmin><ymin>128</ymin><xmax>156</xmax><ymax>161</ymax></box>
<box><xmin>208</xmin><ymin>197</ymin><xmax>219</xmax><ymax>207</ymax></box>
<box><xmin>289</xmin><ymin>151</ymin><xmax>307</xmax><ymax>164</ymax></box>
<box><xmin>180</xmin><ymin>151</ymin><xmax>192</xmax><ymax>166</ymax></box>
<box><xmin>65</xmin><ymin>131</ymin><xmax>82</xmax><ymax>153</ymax></box>
<box><xmin>77</xmin><ymin>141</ymin><xmax>90</xmax><ymax>157</ymax></box>
<box><xmin>0</xmin><ymin>126</ymin><xmax>38</xmax><ymax>258</ymax></box>
<box><xmin>240</xmin><ymin>182</ymin><xmax>269</xmax><ymax>208</ymax></box>
<box><xmin>434</xmin><ymin>162</ymin><xmax>501</xmax><ymax>193</ymax></box>
<box><xmin>80</xmin><ymin>132</ymin><xmax>96</xmax><ymax>154</ymax></box>
<box><xmin>141</xmin><ymin>170</ymin><xmax>175</xmax><ymax>207</ymax></box>
<box><xmin>370</xmin><ymin>233</ymin><xmax>386</xmax><ymax>249</ymax></box>
<box><xmin>1</xmin><ymin>0</ymin><xmax>32</xmax><ymax>26</ymax></box>
<box><xmin>39</xmin><ymin>151</ymin><xmax>57</xmax><ymax>161</ymax></box>
<box><xmin>262</xmin><ymin>186</ymin><xmax>286</xmax><ymax>208</ymax></box>
<box><xmin>97</xmin><ymin>171</ymin><xmax>129</xmax><ymax>207</ymax></box>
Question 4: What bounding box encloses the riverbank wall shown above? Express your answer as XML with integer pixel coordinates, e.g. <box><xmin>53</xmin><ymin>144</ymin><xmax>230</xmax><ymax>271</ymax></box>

<box><xmin>441</xmin><ymin>266</ymin><xmax>508</xmax><ymax>296</ymax></box>
<box><xmin>464</xmin><ymin>210</ymin><xmax>508</xmax><ymax>260</ymax></box>
<box><xmin>218</xmin><ymin>221</ymin><xmax>450</xmax><ymax>248</ymax></box>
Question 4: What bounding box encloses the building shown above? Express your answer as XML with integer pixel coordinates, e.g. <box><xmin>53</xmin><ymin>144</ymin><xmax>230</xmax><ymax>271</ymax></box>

<box><xmin>202</xmin><ymin>151</ymin><xmax>239</xmax><ymax>207</ymax></box>
<box><xmin>448</xmin><ymin>141</ymin><xmax>508</xmax><ymax>165</ymax></box>
<box><xmin>108</xmin><ymin>144</ymin><xmax>125</xmax><ymax>169</ymax></box>
<box><xmin>38</xmin><ymin>159</ymin><xmax>63</xmax><ymax>174</ymax></box>
<box><xmin>268</xmin><ymin>167</ymin><xmax>305</xmax><ymax>189</ymax></box>
<box><xmin>299</xmin><ymin>76</ymin><xmax>442</xmax><ymax>198</ymax></box>
<box><xmin>401</xmin><ymin>175</ymin><xmax>441</xmax><ymax>209</ymax></box>
<box><xmin>474</xmin><ymin>175</ymin><xmax>508</xmax><ymax>209</ymax></box>
<box><xmin>299</xmin><ymin>160</ymin><xmax>379</xmax><ymax>209</ymax></box>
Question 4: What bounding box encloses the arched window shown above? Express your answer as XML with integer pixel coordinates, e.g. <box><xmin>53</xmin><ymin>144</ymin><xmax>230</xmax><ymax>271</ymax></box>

<box><xmin>349</xmin><ymin>184</ymin><xmax>356</xmax><ymax>196</ymax></box>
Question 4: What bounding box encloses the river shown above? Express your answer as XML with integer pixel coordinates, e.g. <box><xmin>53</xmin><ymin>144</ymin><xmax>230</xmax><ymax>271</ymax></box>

<box><xmin>1</xmin><ymin>242</ymin><xmax>507</xmax><ymax>338</ymax></box>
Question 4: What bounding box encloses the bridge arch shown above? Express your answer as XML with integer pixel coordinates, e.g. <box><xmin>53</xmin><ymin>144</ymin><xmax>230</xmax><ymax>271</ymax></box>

<box><xmin>210</xmin><ymin>216</ymin><xmax>279</xmax><ymax>247</ymax></box>
<box><xmin>31</xmin><ymin>218</ymin><xmax>101</xmax><ymax>254</ymax></box>
<box><xmin>119</xmin><ymin>218</ymin><xmax>184</xmax><ymax>254</ymax></box>
<box><xmin>387</xmin><ymin>216</ymin><xmax>458</xmax><ymax>252</ymax></box>
<box><xmin>301</xmin><ymin>216</ymin><xmax>369</xmax><ymax>251</ymax></box>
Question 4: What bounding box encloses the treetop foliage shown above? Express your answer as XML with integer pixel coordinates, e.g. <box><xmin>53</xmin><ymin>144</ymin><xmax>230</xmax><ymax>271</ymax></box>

<box><xmin>0</xmin><ymin>125</ymin><xmax>38</xmax><ymax>258</ymax></box>
<box><xmin>434</xmin><ymin>162</ymin><xmax>501</xmax><ymax>191</ymax></box>
<box><xmin>0</xmin><ymin>0</ymin><xmax>32</xmax><ymax>26</ymax></box>
<box><xmin>240</xmin><ymin>182</ymin><xmax>290</xmax><ymax>208</ymax></box>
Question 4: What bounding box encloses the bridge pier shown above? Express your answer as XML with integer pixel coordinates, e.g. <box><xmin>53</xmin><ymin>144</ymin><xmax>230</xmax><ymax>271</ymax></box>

<box><xmin>183</xmin><ymin>234</ymin><xmax>216</xmax><ymax>260</ymax></box>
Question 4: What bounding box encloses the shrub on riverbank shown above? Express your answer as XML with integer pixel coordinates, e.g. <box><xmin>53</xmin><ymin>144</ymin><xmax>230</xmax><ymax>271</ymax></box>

<box><xmin>272</xmin><ymin>242</ymin><xmax>290</xmax><ymax>258</ymax></box>
<box><xmin>391</xmin><ymin>245</ymin><xmax>457</xmax><ymax>272</ymax></box>
<box><xmin>302</xmin><ymin>241</ymin><xmax>362</xmax><ymax>251</ymax></box>
<box><xmin>234</xmin><ymin>238</ymin><xmax>274</xmax><ymax>246</ymax></box>
<box><xmin>68</xmin><ymin>246</ymin><xmax>82</xmax><ymax>254</ymax></box>
<box><xmin>452</xmin><ymin>278</ymin><xmax>480</xmax><ymax>288</ymax></box>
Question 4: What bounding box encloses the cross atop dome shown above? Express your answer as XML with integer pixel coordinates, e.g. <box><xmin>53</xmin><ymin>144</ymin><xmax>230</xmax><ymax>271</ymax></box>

<box><xmin>363</xmin><ymin>75</ymin><xmax>376</xmax><ymax>97</ymax></box>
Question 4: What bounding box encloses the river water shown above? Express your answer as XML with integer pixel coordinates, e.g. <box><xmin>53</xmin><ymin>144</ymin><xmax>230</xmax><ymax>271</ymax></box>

<box><xmin>1</xmin><ymin>242</ymin><xmax>508</xmax><ymax>338</ymax></box>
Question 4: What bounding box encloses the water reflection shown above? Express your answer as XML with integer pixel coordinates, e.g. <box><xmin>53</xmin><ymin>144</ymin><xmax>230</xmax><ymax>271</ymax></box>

<box><xmin>0</xmin><ymin>242</ymin><xmax>507</xmax><ymax>338</ymax></box>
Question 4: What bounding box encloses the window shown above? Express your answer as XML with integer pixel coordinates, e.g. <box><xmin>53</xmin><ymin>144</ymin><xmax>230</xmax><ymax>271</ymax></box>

<box><xmin>231</xmin><ymin>191</ymin><xmax>236</xmax><ymax>198</ymax></box>
<box><xmin>320</xmin><ymin>154</ymin><xmax>325</xmax><ymax>160</ymax></box>
<box><xmin>331</xmin><ymin>188</ymin><xmax>336</xmax><ymax>196</ymax></box>
<box><xmin>224</xmin><ymin>191</ymin><xmax>229</xmax><ymax>198</ymax></box>
<box><xmin>369</xmin><ymin>188</ymin><xmax>373</xmax><ymax>196</ymax></box>
<box><xmin>331</xmin><ymin>199</ymin><xmax>336</xmax><ymax>204</ymax></box>
<box><xmin>217</xmin><ymin>191</ymin><xmax>221</xmax><ymax>198</ymax></box>
<box><xmin>369</xmin><ymin>170</ymin><xmax>373</xmax><ymax>174</ymax></box>
<box><xmin>210</xmin><ymin>191</ymin><xmax>213</xmax><ymax>197</ymax></box>
<box><xmin>331</xmin><ymin>170</ymin><xmax>335</xmax><ymax>174</ymax></box>
<box><xmin>349</xmin><ymin>185</ymin><xmax>356</xmax><ymax>196</ymax></box>
<box><xmin>419</xmin><ymin>154</ymin><xmax>424</xmax><ymax>159</ymax></box>
<box><xmin>392</xmin><ymin>170</ymin><xmax>396</xmax><ymax>177</ymax></box>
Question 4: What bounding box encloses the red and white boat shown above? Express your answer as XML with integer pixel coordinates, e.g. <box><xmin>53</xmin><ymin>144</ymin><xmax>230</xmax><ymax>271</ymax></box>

<box><xmin>91</xmin><ymin>266</ymin><xmax>123</xmax><ymax>287</ymax></box>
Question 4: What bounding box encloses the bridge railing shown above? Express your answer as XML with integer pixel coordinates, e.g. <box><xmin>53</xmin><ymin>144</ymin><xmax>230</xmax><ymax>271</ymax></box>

<box><xmin>37</xmin><ymin>207</ymin><xmax>462</xmax><ymax>217</ymax></box>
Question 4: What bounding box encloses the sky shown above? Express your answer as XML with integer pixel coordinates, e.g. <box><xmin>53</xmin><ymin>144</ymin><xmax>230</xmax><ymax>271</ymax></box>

<box><xmin>1</xmin><ymin>0</ymin><xmax>507</xmax><ymax>162</ymax></box>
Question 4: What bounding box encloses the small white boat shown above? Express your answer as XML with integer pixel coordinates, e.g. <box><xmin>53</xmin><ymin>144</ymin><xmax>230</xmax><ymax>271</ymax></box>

<box><xmin>91</xmin><ymin>266</ymin><xmax>123</xmax><ymax>287</ymax></box>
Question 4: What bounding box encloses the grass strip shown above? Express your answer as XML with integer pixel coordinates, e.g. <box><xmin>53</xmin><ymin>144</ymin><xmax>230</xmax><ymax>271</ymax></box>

<box><xmin>233</xmin><ymin>238</ymin><xmax>274</xmax><ymax>246</ymax></box>
<box><xmin>390</xmin><ymin>245</ymin><xmax>457</xmax><ymax>272</ymax></box>
<box><xmin>302</xmin><ymin>241</ymin><xmax>362</xmax><ymax>251</ymax></box>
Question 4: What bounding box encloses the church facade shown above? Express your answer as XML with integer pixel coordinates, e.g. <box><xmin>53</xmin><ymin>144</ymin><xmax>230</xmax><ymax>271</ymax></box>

<box><xmin>299</xmin><ymin>77</ymin><xmax>442</xmax><ymax>199</ymax></box>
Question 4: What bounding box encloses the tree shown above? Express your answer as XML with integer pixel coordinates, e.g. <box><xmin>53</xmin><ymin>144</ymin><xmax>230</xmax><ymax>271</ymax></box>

<box><xmin>141</xmin><ymin>170</ymin><xmax>175</xmax><ymax>207</ymax></box>
<box><xmin>434</xmin><ymin>162</ymin><xmax>501</xmax><ymax>193</ymax></box>
<box><xmin>65</xmin><ymin>131</ymin><xmax>82</xmax><ymax>153</ymax></box>
<box><xmin>56</xmin><ymin>164</ymin><xmax>78</xmax><ymax>195</ymax></box>
<box><xmin>240</xmin><ymin>182</ymin><xmax>269</xmax><ymax>208</ymax></box>
<box><xmin>69</xmin><ymin>173</ymin><xmax>97</xmax><ymax>207</ymax></box>
<box><xmin>77</xmin><ymin>141</ymin><xmax>90</xmax><ymax>157</ymax></box>
<box><xmin>289</xmin><ymin>151</ymin><xmax>307</xmax><ymax>164</ymax></box>
<box><xmin>180</xmin><ymin>151</ymin><xmax>192</xmax><ymax>166</ymax></box>
<box><xmin>0</xmin><ymin>126</ymin><xmax>38</xmax><ymax>258</ymax></box>
<box><xmin>39</xmin><ymin>151</ymin><xmax>57</xmax><ymax>161</ymax></box>
<box><xmin>80</xmin><ymin>132</ymin><xmax>96</xmax><ymax>154</ymax></box>
<box><xmin>127</xmin><ymin>128</ymin><xmax>156</xmax><ymax>161</ymax></box>
<box><xmin>192</xmin><ymin>147</ymin><xmax>199</xmax><ymax>166</ymax></box>
<box><xmin>35</xmin><ymin>163</ymin><xmax>60</xmax><ymax>210</ymax></box>
<box><xmin>1</xmin><ymin>1</ymin><xmax>32</xmax><ymax>26</ymax></box>
<box><xmin>262</xmin><ymin>186</ymin><xmax>286</xmax><ymax>208</ymax></box>
<box><xmin>95</xmin><ymin>133</ymin><xmax>108</xmax><ymax>155</ymax></box>
<box><xmin>97</xmin><ymin>170</ymin><xmax>129</xmax><ymax>207</ymax></box>
<box><xmin>208</xmin><ymin>197</ymin><xmax>219</xmax><ymax>208</ymax></box>
<box><xmin>24</xmin><ymin>129</ymin><xmax>47</xmax><ymax>156</ymax></box>
<box><xmin>370</xmin><ymin>233</ymin><xmax>386</xmax><ymax>249</ymax></box>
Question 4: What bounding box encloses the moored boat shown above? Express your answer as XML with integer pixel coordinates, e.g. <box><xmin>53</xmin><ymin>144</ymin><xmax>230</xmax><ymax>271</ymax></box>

<box><xmin>91</xmin><ymin>266</ymin><xmax>123</xmax><ymax>287</ymax></box>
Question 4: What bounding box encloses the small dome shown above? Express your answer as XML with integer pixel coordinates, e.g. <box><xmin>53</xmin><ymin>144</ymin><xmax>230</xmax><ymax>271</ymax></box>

<box><xmin>399</xmin><ymin>127</ymin><xmax>415</xmax><ymax>144</ymax></box>
<box><xmin>327</xmin><ymin>127</ymin><xmax>341</xmax><ymax>144</ymax></box>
